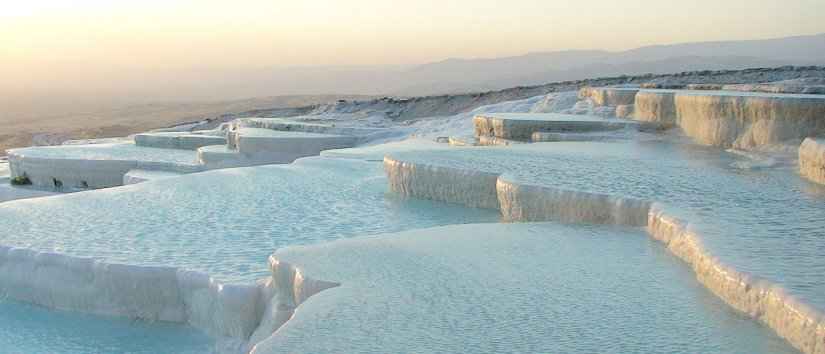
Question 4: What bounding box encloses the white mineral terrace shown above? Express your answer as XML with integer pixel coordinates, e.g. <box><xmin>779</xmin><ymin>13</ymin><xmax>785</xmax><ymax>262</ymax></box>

<box><xmin>473</xmin><ymin>112</ymin><xmax>639</xmax><ymax>140</ymax></box>
<box><xmin>7</xmin><ymin>143</ymin><xmax>204</xmax><ymax>189</ymax></box>
<box><xmin>800</xmin><ymin>138</ymin><xmax>825</xmax><ymax>185</ymax></box>
<box><xmin>578</xmin><ymin>87</ymin><xmax>639</xmax><ymax>106</ymax></box>
<box><xmin>235</xmin><ymin>117</ymin><xmax>397</xmax><ymax>143</ymax></box>
<box><xmin>582</xmin><ymin>87</ymin><xmax>825</xmax><ymax>149</ymax></box>
<box><xmin>384</xmin><ymin>138</ymin><xmax>825</xmax><ymax>354</ymax></box>
<box><xmin>134</xmin><ymin>131</ymin><xmax>228</xmax><ymax>150</ymax></box>
<box><xmin>7</xmin><ymin>119</ymin><xmax>388</xmax><ymax>191</ymax></box>
<box><xmin>122</xmin><ymin>169</ymin><xmax>187</xmax><ymax>185</ymax></box>
<box><xmin>251</xmin><ymin>223</ymin><xmax>796</xmax><ymax>354</ymax></box>
<box><xmin>1</xmin><ymin>89</ymin><xmax>824</xmax><ymax>354</ymax></box>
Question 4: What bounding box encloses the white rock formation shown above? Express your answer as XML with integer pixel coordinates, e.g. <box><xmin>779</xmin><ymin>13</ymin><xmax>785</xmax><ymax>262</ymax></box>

<box><xmin>229</xmin><ymin>128</ymin><xmax>355</xmax><ymax>155</ymax></box>
<box><xmin>134</xmin><ymin>131</ymin><xmax>227</xmax><ymax>150</ymax></box>
<box><xmin>122</xmin><ymin>169</ymin><xmax>185</xmax><ymax>185</ymax></box>
<box><xmin>473</xmin><ymin>113</ymin><xmax>634</xmax><ymax>140</ymax></box>
<box><xmin>0</xmin><ymin>247</ymin><xmax>262</xmax><ymax>351</ymax></box>
<box><xmin>447</xmin><ymin>136</ymin><xmax>479</xmax><ymax>146</ymax></box>
<box><xmin>578</xmin><ymin>87</ymin><xmax>639</xmax><ymax>106</ymax></box>
<box><xmin>236</xmin><ymin>118</ymin><xmax>394</xmax><ymax>144</ymax></box>
<box><xmin>634</xmin><ymin>90</ymin><xmax>677</xmax><ymax>124</ymax></box>
<box><xmin>497</xmin><ymin>176</ymin><xmax>650</xmax><ymax>226</ymax></box>
<box><xmin>674</xmin><ymin>92</ymin><xmax>825</xmax><ymax>149</ymax></box>
<box><xmin>7</xmin><ymin>144</ymin><xmax>203</xmax><ymax>189</ymax></box>
<box><xmin>615</xmin><ymin>104</ymin><xmax>635</xmax><ymax>119</ymax></box>
<box><xmin>531</xmin><ymin>132</ymin><xmax>613</xmax><ymax>142</ymax></box>
<box><xmin>247</xmin><ymin>223</ymin><xmax>797</xmax><ymax>354</ymax></box>
<box><xmin>722</xmin><ymin>78</ymin><xmax>825</xmax><ymax>95</ymax></box>
<box><xmin>383</xmin><ymin>152</ymin><xmax>825</xmax><ymax>354</ymax></box>
<box><xmin>800</xmin><ymin>138</ymin><xmax>825</xmax><ymax>184</ymax></box>
<box><xmin>196</xmin><ymin>129</ymin><xmax>357</xmax><ymax>169</ymax></box>
<box><xmin>647</xmin><ymin>206</ymin><xmax>825</xmax><ymax>354</ymax></box>
<box><xmin>588</xmin><ymin>87</ymin><xmax>825</xmax><ymax>149</ymax></box>
<box><xmin>384</xmin><ymin>156</ymin><xmax>500</xmax><ymax>209</ymax></box>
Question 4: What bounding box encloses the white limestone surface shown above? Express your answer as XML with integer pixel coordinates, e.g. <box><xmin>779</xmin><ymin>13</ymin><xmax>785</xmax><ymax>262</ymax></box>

<box><xmin>722</xmin><ymin>79</ymin><xmax>825</xmax><ymax>95</ymax></box>
<box><xmin>409</xmin><ymin>91</ymin><xmax>580</xmax><ymax>140</ymax></box>
<box><xmin>318</xmin><ymin>139</ymin><xmax>448</xmax><ymax>161</ymax></box>
<box><xmin>230</xmin><ymin>128</ymin><xmax>356</xmax><ymax>155</ymax></box>
<box><xmin>134</xmin><ymin>131</ymin><xmax>227</xmax><ymax>150</ymax></box>
<box><xmin>236</xmin><ymin>118</ymin><xmax>397</xmax><ymax>143</ymax></box>
<box><xmin>384</xmin><ymin>155</ymin><xmax>501</xmax><ymax>209</ymax></box>
<box><xmin>615</xmin><ymin>104</ymin><xmax>634</xmax><ymax>118</ymax></box>
<box><xmin>0</xmin><ymin>154</ymin><xmax>498</xmax><ymax>347</ymax></box>
<box><xmin>531</xmin><ymin>130</ymin><xmax>636</xmax><ymax>142</ymax></box>
<box><xmin>447</xmin><ymin>135</ymin><xmax>479</xmax><ymax>146</ymax></box>
<box><xmin>196</xmin><ymin>145</ymin><xmax>250</xmax><ymax>169</ymax></box>
<box><xmin>578</xmin><ymin>87</ymin><xmax>639</xmax><ymax>106</ymax></box>
<box><xmin>0</xmin><ymin>246</ymin><xmax>262</xmax><ymax>350</ymax></box>
<box><xmin>800</xmin><ymin>138</ymin><xmax>825</xmax><ymax>184</ymax></box>
<box><xmin>634</xmin><ymin>89</ymin><xmax>677</xmax><ymax>124</ymax></box>
<box><xmin>197</xmin><ymin>129</ymin><xmax>357</xmax><ymax>169</ymax></box>
<box><xmin>7</xmin><ymin>143</ymin><xmax>202</xmax><ymax>189</ymax></box>
<box><xmin>473</xmin><ymin>113</ymin><xmax>635</xmax><ymax>140</ymax></box>
<box><xmin>123</xmin><ymin>169</ymin><xmax>186</xmax><ymax>185</ymax></box>
<box><xmin>674</xmin><ymin>90</ymin><xmax>825</xmax><ymax>149</ymax></box>
<box><xmin>586</xmin><ymin>87</ymin><xmax>825</xmax><ymax>149</ymax></box>
<box><xmin>249</xmin><ymin>223</ymin><xmax>797</xmax><ymax>354</ymax></box>
<box><xmin>384</xmin><ymin>140</ymin><xmax>825</xmax><ymax>353</ymax></box>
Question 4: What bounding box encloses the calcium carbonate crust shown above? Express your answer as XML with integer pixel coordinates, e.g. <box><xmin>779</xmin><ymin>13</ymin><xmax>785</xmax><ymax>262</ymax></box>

<box><xmin>585</xmin><ymin>87</ymin><xmax>825</xmax><ymax>149</ymax></box>
<box><xmin>799</xmin><ymin>138</ymin><xmax>825</xmax><ymax>185</ymax></box>
<box><xmin>383</xmin><ymin>155</ymin><xmax>825</xmax><ymax>354</ymax></box>
<box><xmin>0</xmin><ymin>245</ymin><xmax>339</xmax><ymax>354</ymax></box>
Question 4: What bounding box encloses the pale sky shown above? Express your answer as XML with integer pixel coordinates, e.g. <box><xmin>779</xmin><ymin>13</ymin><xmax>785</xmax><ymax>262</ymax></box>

<box><xmin>1</xmin><ymin>0</ymin><xmax>824</xmax><ymax>100</ymax></box>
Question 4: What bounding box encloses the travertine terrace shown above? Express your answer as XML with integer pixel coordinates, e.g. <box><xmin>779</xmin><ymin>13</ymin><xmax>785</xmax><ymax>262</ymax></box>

<box><xmin>800</xmin><ymin>138</ymin><xmax>825</xmax><ymax>184</ymax></box>
<box><xmin>3</xmin><ymin>78</ymin><xmax>825</xmax><ymax>354</ymax></box>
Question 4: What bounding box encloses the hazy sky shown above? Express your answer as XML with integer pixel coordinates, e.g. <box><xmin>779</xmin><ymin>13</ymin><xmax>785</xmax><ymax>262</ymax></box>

<box><xmin>2</xmin><ymin>0</ymin><xmax>824</xmax><ymax>101</ymax></box>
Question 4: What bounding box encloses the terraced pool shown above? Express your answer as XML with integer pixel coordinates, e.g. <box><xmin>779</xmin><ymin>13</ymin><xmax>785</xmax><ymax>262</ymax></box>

<box><xmin>387</xmin><ymin>136</ymin><xmax>825</xmax><ymax>312</ymax></box>
<box><xmin>0</xmin><ymin>157</ymin><xmax>498</xmax><ymax>283</ymax></box>
<box><xmin>254</xmin><ymin>223</ymin><xmax>797</xmax><ymax>354</ymax></box>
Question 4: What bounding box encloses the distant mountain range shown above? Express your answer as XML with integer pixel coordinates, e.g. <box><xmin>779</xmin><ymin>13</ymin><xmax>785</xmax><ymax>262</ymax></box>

<box><xmin>393</xmin><ymin>33</ymin><xmax>825</xmax><ymax>95</ymax></box>
<box><xmin>5</xmin><ymin>33</ymin><xmax>824</xmax><ymax>103</ymax></box>
<box><xmin>182</xmin><ymin>33</ymin><xmax>825</xmax><ymax>99</ymax></box>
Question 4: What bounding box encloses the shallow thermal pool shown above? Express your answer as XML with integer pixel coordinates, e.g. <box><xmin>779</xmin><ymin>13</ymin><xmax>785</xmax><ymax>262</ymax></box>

<box><xmin>8</xmin><ymin>143</ymin><xmax>200</xmax><ymax>165</ymax></box>
<box><xmin>0</xmin><ymin>157</ymin><xmax>498</xmax><ymax>283</ymax></box>
<box><xmin>0</xmin><ymin>300</ymin><xmax>212</xmax><ymax>354</ymax></box>
<box><xmin>387</xmin><ymin>136</ymin><xmax>825</xmax><ymax>311</ymax></box>
<box><xmin>254</xmin><ymin>223</ymin><xmax>797</xmax><ymax>354</ymax></box>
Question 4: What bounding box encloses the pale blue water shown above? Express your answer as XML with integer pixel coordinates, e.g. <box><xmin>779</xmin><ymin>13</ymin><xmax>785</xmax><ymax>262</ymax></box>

<box><xmin>388</xmin><ymin>136</ymin><xmax>825</xmax><ymax>311</ymax></box>
<box><xmin>0</xmin><ymin>157</ymin><xmax>498</xmax><ymax>283</ymax></box>
<box><xmin>263</xmin><ymin>223</ymin><xmax>797</xmax><ymax>354</ymax></box>
<box><xmin>0</xmin><ymin>300</ymin><xmax>212</xmax><ymax>354</ymax></box>
<box><xmin>8</xmin><ymin>143</ymin><xmax>199</xmax><ymax>165</ymax></box>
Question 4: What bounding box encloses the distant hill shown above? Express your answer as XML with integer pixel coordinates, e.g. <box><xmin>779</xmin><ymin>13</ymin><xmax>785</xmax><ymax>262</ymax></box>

<box><xmin>394</xmin><ymin>33</ymin><xmax>825</xmax><ymax>95</ymax></box>
<box><xmin>5</xmin><ymin>34</ymin><xmax>823</xmax><ymax>103</ymax></box>
<box><xmin>145</xmin><ymin>33</ymin><xmax>825</xmax><ymax>99</ymax></box>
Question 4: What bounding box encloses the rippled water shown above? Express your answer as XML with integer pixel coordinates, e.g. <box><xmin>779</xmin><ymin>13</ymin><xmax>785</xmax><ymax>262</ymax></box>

<box><xmin>261</xmin><ymin>223</ymin><xmax>797</xmax><ymax>354</ymax></box>
<box><xmin>8</xmin><ymin>143</ymin><xmax>199</xmax><ymax>165</ymax></box>
<box><xmin>389</xmin><ymin>136</ymin><xmax>825</xmax><ymax>311</ymax></box>
<box><xmin>0</xmin><ymin>157</ymin><xmax>499</xmax><ymax>282</ymax></box>
<box><xmin>0</xmin><ymin>300</ymin><xmax>213</xmax><ymax>353</ymax></box>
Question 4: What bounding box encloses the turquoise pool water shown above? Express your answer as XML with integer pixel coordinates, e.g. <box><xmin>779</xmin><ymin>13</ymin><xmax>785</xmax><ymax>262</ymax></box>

<box><xmin>256</xmin><ymin>223</ymin><xmax>797</xmax><ymax>354</ymax></box>
<box><xmin>0</xmin><ymin>300</ymin><xmax>213</xmax><ymax>354</ymax></box>
<box><xmin>0</xmin><ymin>157</ymin><xmax>499</xmax><ymax>283</ymax></box>
<box><xmin>8</xmin><ymin>143</ymin><xmax>199</xmax><ymax>165</ymax></box>
<box><xmin>388</xmin><ymin>136</ymin><xmax>825</xmax><ymax>312</ymax></box>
